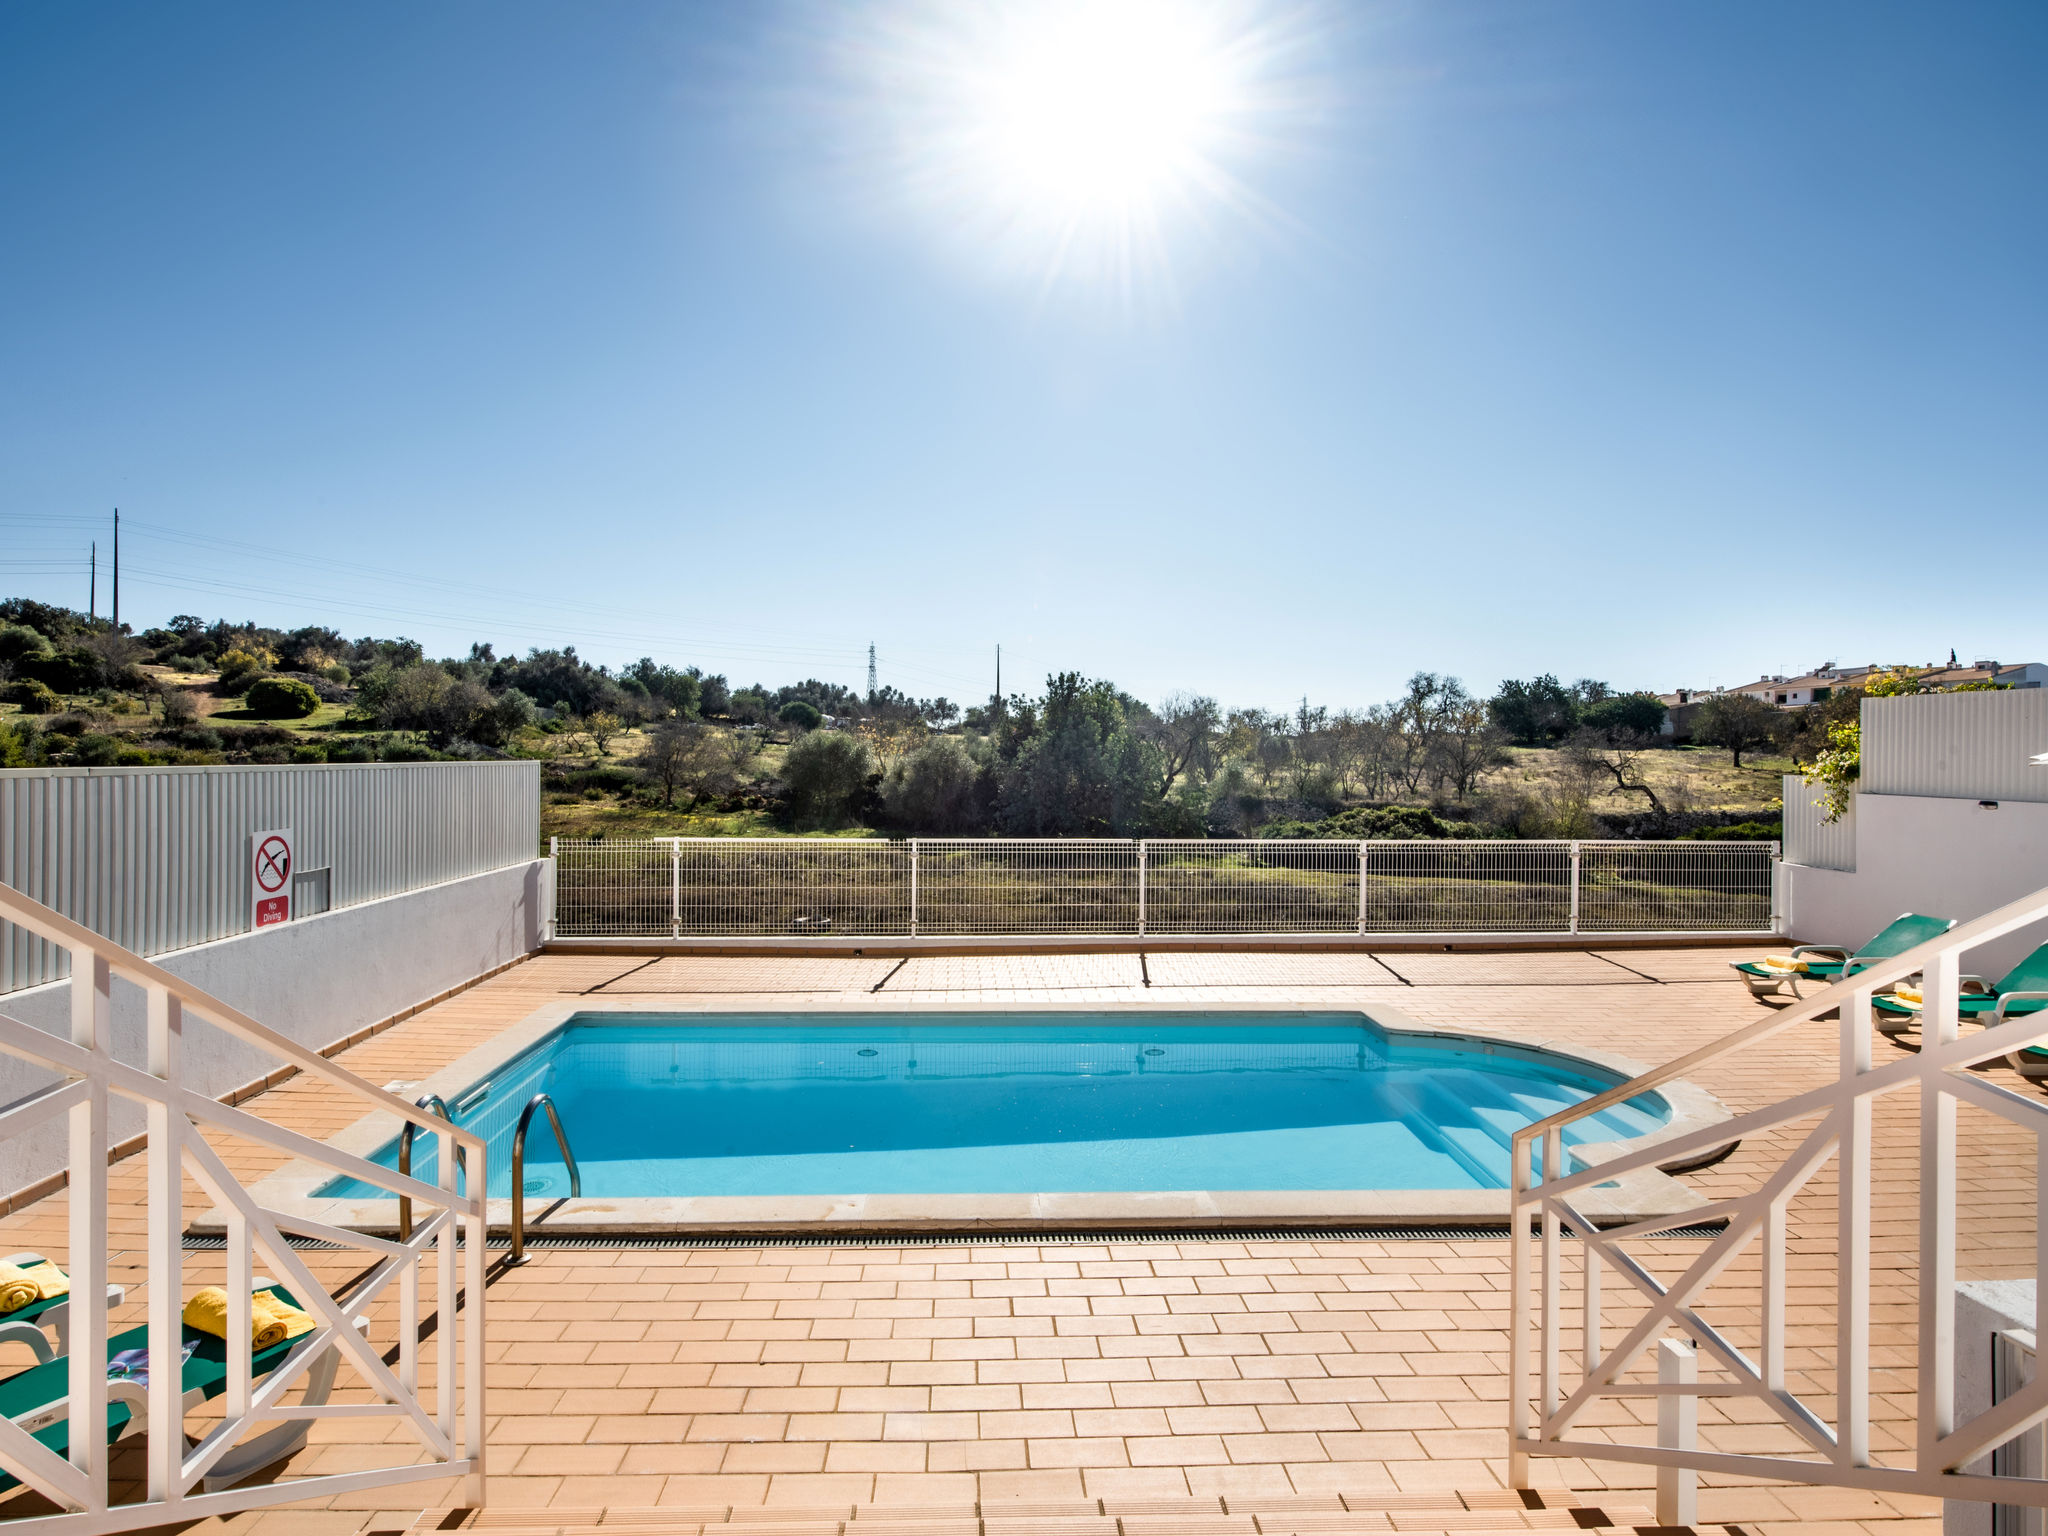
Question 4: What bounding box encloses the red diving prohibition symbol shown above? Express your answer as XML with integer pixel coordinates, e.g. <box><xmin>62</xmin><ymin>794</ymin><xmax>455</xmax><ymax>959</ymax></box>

<box><xmin>255</xmin><ymin>837</ymin><xmax>291</xmax><ymax>893</ymax></box>
<box><xmin>251</xmin><ymin>829</ymin><xmax>295</xmax><ymax>928</ymax></box>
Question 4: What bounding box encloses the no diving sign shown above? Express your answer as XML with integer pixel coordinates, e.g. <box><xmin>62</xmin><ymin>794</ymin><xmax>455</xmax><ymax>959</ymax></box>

<box><xmin>251</xmin><ymin>828</ymin><xmax>294</xmax><ymax>929</ymax></box>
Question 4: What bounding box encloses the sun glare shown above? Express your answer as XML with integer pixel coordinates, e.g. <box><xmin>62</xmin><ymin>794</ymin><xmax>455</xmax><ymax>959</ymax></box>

<box><xmin>844</xmin><ymin>0</ymin><xmax>1308</xmax><ymax>300</ymax></box>
<box><xmin>977</xmin><ymin>4</ymin><xmax>1237</xmax><ymax>214</ymax></box>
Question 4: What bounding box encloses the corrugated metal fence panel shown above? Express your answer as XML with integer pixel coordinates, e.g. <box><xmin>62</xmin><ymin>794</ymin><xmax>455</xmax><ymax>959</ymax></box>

<box><xmin>1860</xmin><ymin>689</ymin><xmax>2048</xmax><ymax>802</ymax></box>
<box><xmin>1781</xmin><ymin>776</ymin><xmax>1856</xmax><ymax>871</ymax></box>
<box><xmin>0</xmin><ymin>762</ymin><xmax>539</xmax><ymax>994</ymax></box>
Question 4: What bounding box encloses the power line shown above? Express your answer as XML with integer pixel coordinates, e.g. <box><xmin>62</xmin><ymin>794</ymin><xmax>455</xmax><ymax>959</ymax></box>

<box><xmin>0</xmin><ymin>512</ymin><xmax>991</xmax><ymax>691</ymax></box>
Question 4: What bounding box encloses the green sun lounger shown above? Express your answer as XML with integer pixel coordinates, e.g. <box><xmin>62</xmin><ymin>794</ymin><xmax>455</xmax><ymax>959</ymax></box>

<box><xmin>1871</xmin><ymin>942</ymin><xmax>2048</xmax><ymax>1031</ymax></box>
<box><xmin>1732</xmin><ymin>913</ymin><xmax>1955</xmax><ymax>1000</ymax></box>
<box><xmin>0</xmin><ymin>1252</ymin><xmax>125</xmax><ymax>1365</ymax></box>
<box><xmin>0</xmin><ymin>1279</ymin><xmax>347</xmax><ymax>1497</ymax></box>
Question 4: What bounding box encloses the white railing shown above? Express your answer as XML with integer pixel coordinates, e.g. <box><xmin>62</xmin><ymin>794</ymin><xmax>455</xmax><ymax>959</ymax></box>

<box><xmin>0</xmin><ymin>880</ymin><xmax>487</xmax><ymax>1532</ymax></box>
<box><xmin>552</xmin><ymin>836</ymin><xmax>1780</xmax><ymax>940</ymax></box>
<box><xmin>1510</xmin><ymin>880</ymin><xmax>2048</xmax><ymax>1522</ymax></box>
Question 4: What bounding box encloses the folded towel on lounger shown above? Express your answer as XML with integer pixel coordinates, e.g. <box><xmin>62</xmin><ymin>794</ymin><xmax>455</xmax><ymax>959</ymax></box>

<box><xmin>184</xmin><ymin>1287</ymin><xmax>316</xmax><ymax>1350</ymax></box>
<box><xmin>0</xmin><ymin>1261</ymin><xmax>71</xmax><ymax>1315</ymax></box>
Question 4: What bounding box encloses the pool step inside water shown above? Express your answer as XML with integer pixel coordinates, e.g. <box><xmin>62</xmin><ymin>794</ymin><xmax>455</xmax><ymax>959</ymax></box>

<box><xmin>324</xmin><ymin>1014</ymin><xmax>1668</xmax><ymax>1201</ymax></box>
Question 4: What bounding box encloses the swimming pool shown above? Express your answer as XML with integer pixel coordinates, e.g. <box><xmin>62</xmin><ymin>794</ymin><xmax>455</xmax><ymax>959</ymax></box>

<box><xmin>320</xmin><ymin>1012</ymin><xmax>1669</xmax><ymax>1199</ymax></box>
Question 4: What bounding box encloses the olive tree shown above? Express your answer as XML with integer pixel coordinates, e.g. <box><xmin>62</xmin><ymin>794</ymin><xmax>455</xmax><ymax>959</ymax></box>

<box><xmin>880</xmin><ymin>736</ymin><xmax>985</xmax><ymax>832</ymax></box>
<box><xmin>782</xmin><ymin>730</ymin><xmax>875</xmax><ymax>829</ymax></box>
<box><xmin>1692</xmin><ymin>693</ymin><xmax>1782</xmax><ymax>768</ymax></box>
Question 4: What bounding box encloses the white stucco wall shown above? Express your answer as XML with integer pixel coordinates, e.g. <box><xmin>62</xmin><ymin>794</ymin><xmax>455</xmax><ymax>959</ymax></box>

<box><xmin>1947</xmin><ymin>1279</ymin><xmax>2037</xmax><ymax>1536</ymax></box>
<box><xmin>0</xmin><ymin>860</ymin><xmax>547</xmax><ymax>1195</ymax></box>
<box><xmin>1782</xmin><ymin>795</ymin><xmax>2048</xmax><ymax>977</ymax></box>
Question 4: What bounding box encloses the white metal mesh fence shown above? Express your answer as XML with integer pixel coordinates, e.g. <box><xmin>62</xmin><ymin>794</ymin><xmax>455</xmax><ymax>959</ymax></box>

<box><xmin>917</xmin><ymin>840</ymin><xmax>1137</xmax><ymax>936</ymax></box>
<box><xmin>552</xmin><ymin>837</ymin><xmax>1779</xmax><ymax>939</ymax></box>
<box><xmin>1576</xmin><ymin>841</ymin><xmax>1780</xmax><ymax>933</ymax></box>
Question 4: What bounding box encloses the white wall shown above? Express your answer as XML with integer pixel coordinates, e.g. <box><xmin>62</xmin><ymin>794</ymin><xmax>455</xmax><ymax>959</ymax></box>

<box><xmin>0</xmin><ymin>860</ymin><xmax>547</xmax><ymax>1195</ymax></box>
<box><xmin>1783</xmin><ymin>795</ymin><xmax>2048</xmax><ymax>977</ymax></box>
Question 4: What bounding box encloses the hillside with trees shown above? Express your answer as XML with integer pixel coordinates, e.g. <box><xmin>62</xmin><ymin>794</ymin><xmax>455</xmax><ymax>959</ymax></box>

<box><xmin>0</xmin><ymin>595</ymin><xmax>1955</xmax><ymax>845</ymax></box>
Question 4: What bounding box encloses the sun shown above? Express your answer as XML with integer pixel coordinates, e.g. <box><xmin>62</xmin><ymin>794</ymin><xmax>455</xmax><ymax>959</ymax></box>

<box><xmin>973</xmin><ymin>2</ymin><xmax>1239</xmax><ymax>216</ymax></box>
<box><xmin>845</xmin><ymin>0</ymin><xmax>1304</xmax><ymax>298</ymax></box>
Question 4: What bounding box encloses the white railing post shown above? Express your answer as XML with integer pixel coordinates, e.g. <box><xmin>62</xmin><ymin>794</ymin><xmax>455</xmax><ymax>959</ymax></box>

<box><xmin>68</xmin><ymin>955</ymin><xmax>110</xmax><ymax>1497</ymax></box>
<box><xmin>1137</xmin><ymin>840</ymin><xmax>1147</xmax><ymax>939</ymax></box>
<box><xmin>1920</xmin><ymin>944</ymin><xmax>1962</xmax><ymax>1465</ymax></box>
<box><xmin>1657</xmin><ymin>1338</ymin><xmax>1698</xmax><ymax>1527</ymax></box>
<box><xmin>145</xmin><ymin>985</ymin><xmax>184</xmax><ymax>1507</ymax></box>
<box><xmin>1358</xmin><ymin>840</ymin><xmax>1369</xmax><ymax>936</ymax></box>
<box><xmin>909</xmin><ymin>839</ymin><xmax>919</xmax><ymax>939</ymax></box>
<box><xmin>669</xmin><ymin>838</ymin><xmax>682</xmax><ymax>939</ymax></box>
<box><xmin>462</xmin><ymin>1142</ymin><xmax>488</xmax><ymax>1506</ymax></box>
<box><xmin>1508</xmin><ymin>1130</ymin><xmax>1532</xmax><ymax>1490</ymax></box>
<box><xmin>1839</xmin><ymin>982</ymin><xmax>1874</xmax><ymax>1467</ymax></box>
<box><xmin>546</xmin><ymin>835</ymin><xmax>558</xmax><ymax>941</ymax></box>
<box><xmin>1567</xmin><ymin>841</ymin><xmax>1581</xmax><ymax>934</ymax></box>
<box><xmin>1540</xmin><ymin>1129</ymin><xmax>1561</xmax><ymax>1421</ymax></box>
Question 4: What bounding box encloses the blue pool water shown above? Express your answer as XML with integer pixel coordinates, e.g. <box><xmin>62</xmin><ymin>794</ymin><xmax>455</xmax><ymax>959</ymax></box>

<box><xmin>322</xmin><ymin>1014</ymin><xmax>1667</xmax><ymax>1199</ymax></box>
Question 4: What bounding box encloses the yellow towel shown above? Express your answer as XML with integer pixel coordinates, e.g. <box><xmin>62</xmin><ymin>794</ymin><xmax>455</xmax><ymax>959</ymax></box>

<box><xmin>184</xmin><ymin>1287</ymin><xmax>312</xmax><ymax>1350</ymax></box>
<box><xmin>0</xmin><ymin>1261</ymin><xmax>70</xmax><ymax>1315</ymax></box>
<box><xmin>1891</xmin><ymin>988</ymin><xmax>1923</xmax><ymax>1009</ymax></box>
<box><xmin>252</xmin><ymin>1289</ymin><xmax>316</xmax><ymax>1342</ymax></box>
<box><xmin>1760</xmin><ymin>954</ymin><xmax>1811</xmax><ymax>974</ymax></box>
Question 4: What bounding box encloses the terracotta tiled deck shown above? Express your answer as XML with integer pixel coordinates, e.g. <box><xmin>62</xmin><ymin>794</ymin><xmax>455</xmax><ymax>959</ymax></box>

<box><xmin>0</xmin><ymin>946</ymin><xmax>2035</xmax><ymax>1535</ymax></box>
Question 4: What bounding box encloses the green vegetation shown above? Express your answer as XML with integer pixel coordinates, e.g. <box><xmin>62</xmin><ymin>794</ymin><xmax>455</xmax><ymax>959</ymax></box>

<box><xmin>0</xmin><ymin>592</ymin><xmax>1996</xmax><ymax>847</ymax></box>
<box><xmin>245</xmin><ymin>676</ymin><xmax>320</xmax><ymax>719</ymax></box>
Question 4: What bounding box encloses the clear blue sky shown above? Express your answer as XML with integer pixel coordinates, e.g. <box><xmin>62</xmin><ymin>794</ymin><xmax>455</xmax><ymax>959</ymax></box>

<box><xmin>2</xmin><ymin>2</ymin><xmax>2043</xmax><ymax>710</ymax></box>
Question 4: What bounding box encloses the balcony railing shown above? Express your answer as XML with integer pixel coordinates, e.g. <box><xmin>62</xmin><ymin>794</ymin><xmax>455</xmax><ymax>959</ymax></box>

<box><xmin>1510</xmin><ymin>879</ymin><xmax>2048</xmax><ymax>1522</ymax></box>
<box><xmin>0</xmin><ymin>880</ymin><xmax>487</xmax><ymax>1532</ymax></box>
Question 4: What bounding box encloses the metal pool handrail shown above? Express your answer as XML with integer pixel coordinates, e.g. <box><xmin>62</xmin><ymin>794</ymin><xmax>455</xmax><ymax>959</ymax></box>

<box><xmin>509</xmin><ymin>1093</ymin><xmax>582</xmax><ymax>1265</ymax></box>
<box><xmin>397</xmin><ymin>1093</ymin><xmax>461</xmax><ymax>1241</ymax></box>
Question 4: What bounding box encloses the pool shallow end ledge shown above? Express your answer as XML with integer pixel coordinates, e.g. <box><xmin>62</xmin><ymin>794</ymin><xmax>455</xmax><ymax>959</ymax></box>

<box><xmin>234</xmin><ymin>997</ymin><xmax>1734</xmax><ymax>1236</ymax></box>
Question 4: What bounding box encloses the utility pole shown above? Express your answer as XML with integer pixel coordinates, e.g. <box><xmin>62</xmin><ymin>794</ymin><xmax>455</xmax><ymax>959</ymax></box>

<box><xmin>995</xmin><ymin>645</ymin><xmax>1001</xmax><ymax>709</ymax></box>
<box><xmin>111</xmin><ymin>509</ymin><xmax>120</xmax><ymax>630</ymax></box>
<box><xmin>867</xmin><ymin>643</ymin><xmax>877</xmax><ymax>699</ymax></box>
<box><xmin>89</xmin><ymin>542</ymin><xmax>96</xmax><ymax>620</ymax></box>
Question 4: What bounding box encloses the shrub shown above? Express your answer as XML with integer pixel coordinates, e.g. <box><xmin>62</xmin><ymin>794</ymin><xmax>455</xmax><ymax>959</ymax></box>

<box><xmin>246</xmin><ymin>677</ymin><xmax>321</xmax><ymax>719</ymax></box>
<box><xmin>1261</xmin><ymin>805</ymin><xmax>1496</xmax><ymax>840</ymax></box>
<box><xmin>560</xmin><ymin>765</ymin><xmax>641</xmax><ymax>795</ymax></box>
<box><xmin>778</xmin><ymin>700</ymin><xmax>823</xmax><ymax>733</ymax></box>
<box><xmin>378</xmin><ymin>737</ymin><xmax>440</xmax><ymax>762</ymax></box>
<box><xmin>1802</xmin><ymin>719</ymin><xmax>1859</xmax><ymax>823</ymax></box>
<box><xmin>215</xmin><ymin>648</ymin><xmax>269</xmax><ymax>694</ymax></box>
<box><xmin>879</xmin><ymin>736</ymin><xmax>984</xmax><ymax>832</ymax></box>
<box><xmin>0</xmin><ymin>623</ymin><xmax>54</xmax><ymax>668</ymax></box>
<box><xmin>5</xmin><ymin>679</ymin><xmax>61</xmax><ymax>714</ymax></box>
<box><xmin>17</xmin><ymin>646</ymin><xmax>103</xmax><ymax>694</ymax></box>
<box><xmin>1579</xmin><ymin>693</ymin><xmax>1668</xmax><ymax>741</ymax></box>
<box><xmin>323</xmin><ymin>663</ymin><xmax>351</xmax><ymax>685</ymax></box>
<box><xmin>292</xmin><ymin>743</ymin><xmax>330</xmax><ymax>764</ymax></box>
<box><xmin>781</xmin><ymin>730</ymin><xmax>875</xmax><ymax>829</ymax></box>
<box><xmin>1684</xmin><ymin>819</ymin><xmax>1783</xmax><ymax>841</ymax></box>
